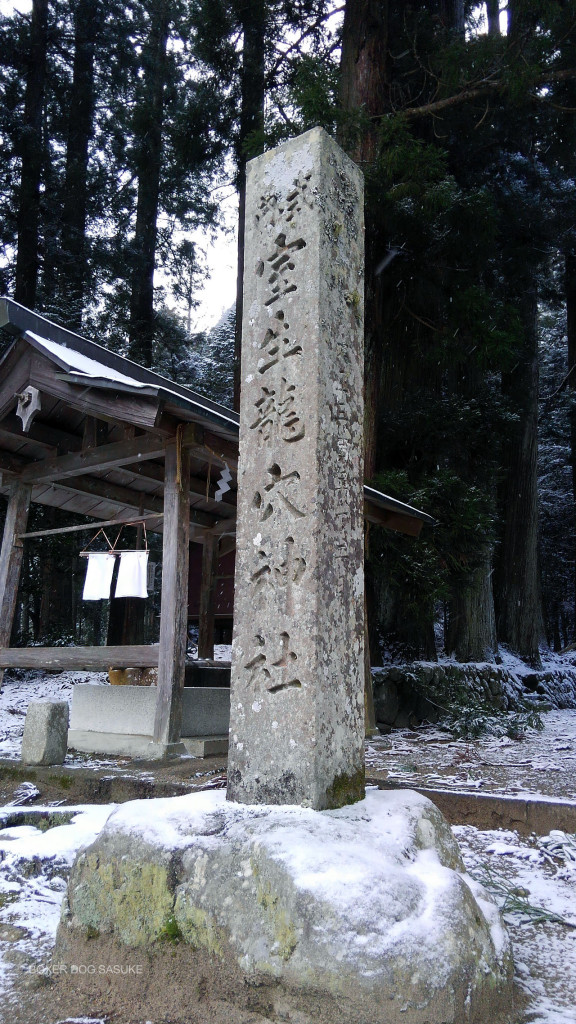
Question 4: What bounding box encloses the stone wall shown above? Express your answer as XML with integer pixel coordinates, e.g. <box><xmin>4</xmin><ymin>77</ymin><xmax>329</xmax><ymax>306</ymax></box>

<box><xmin>372</xmin><ymin>661</ymin><xmax>576</xmax><ymax>730</ymax></box>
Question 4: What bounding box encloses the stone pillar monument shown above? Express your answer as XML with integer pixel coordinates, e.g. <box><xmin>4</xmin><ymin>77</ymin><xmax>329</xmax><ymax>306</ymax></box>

<box><xmin>228</xmin><ymin>127</ymin><xmax>365</xmax><ymax>809</ymax></box>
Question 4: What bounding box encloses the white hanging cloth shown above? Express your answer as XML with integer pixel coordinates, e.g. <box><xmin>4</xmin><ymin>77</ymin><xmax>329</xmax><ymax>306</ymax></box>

<box><xmin>82</xmin><ymin>552</ymin><xmax>116</xmax><ymax>601</ymax></box>
<box><xmin>114</xmin><ymin>550</ymin><xmax>149</xmax><ymax>599</ymax></box>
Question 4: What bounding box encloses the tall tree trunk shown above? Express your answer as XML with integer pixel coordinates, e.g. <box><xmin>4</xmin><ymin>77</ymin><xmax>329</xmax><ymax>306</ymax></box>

<box><xmin>566</xmin><ymin>249</ymin><xmax>576</xmax><ymax>640</ymax></box>
<box><xmin>57</xmin><ymin>0</ymin><xmax>99</xmax><ymax>329</ymax></box>
<box><xmin>128</xmin><ymin>0</ymin><xmax>170</xmax><ymax>367</ymax></box>
<box><xmin>446</xmin><ymin>545</ymin><xmax>496</xmax><ymax>661</ymax></box>
<box><xmin>439</xmin><ymin>0</ymin><xmax>464</xmax><ymax>33</ymax></box>
<box><xmin>339</xmin><ymin>0</ymin><xmax>390</xmax><ymax>481</ymax></box>
<box><xmin>486</xmin><ymin>0</ymin><xmax>500</xmax><ymax>35</ymax></box>
<box><xmin>14</xmin><ymin>0</ymin><xmax>48</xmax><ymax>309</ymax></box>
<box><xmin>233</xmin><ymin>0</ymin><xmax>266</xmax><ymax>411</ymax></box>
<box><xmin>495</xmin><ymin>284</ymin><xmax>543</xmax><ymax>666</ymax></box>
<box><xmin>339</xmin><ymin>1</ymin><xmax>395</xmax><ymax>661</ymax></box>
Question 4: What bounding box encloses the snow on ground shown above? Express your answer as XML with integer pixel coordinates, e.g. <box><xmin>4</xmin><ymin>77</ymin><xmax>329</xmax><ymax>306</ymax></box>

<box><xmin>0</xmin><ymin>664</ymin><xmax>576</xmax><ymax>1021</ymax></box>
<box><xmin>366</xmin><ymin>709</ymin><xmax>576</xmax><ymax>799</ymax></box>
<box><xmin>455</xmin><ymin>825</ymin><xmax>576</xmax><ymax>1024</ymax></box>
<box><xmin>0</xmin><ymin>802</ymin><xmax>115</xmax><ymax>1015</ymax></box>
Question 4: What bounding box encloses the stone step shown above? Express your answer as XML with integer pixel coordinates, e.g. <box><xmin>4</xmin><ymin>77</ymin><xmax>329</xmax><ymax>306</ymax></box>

<box><xmin>368</xmin><ymin>777</ymin><xmax>576</xmax><ymax>836</ymax></box>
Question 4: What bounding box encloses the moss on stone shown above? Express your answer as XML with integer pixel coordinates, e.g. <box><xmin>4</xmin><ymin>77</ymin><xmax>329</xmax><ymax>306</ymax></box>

<box><xmin>173</xmin><ymin>897</ymin><xmax>225</xmax><ymax>957</ymax></box>
<box><xmin>324</xmin><ymin>765</ymin><xmax>365</xmax><ymax>809</ymax></box>
<box><xmin>70</xmin><ymin>853</ymin><xmax>175</xmax><ymax>947</ymax></box>
<box><xmin>1</xmin><ymin>810</ymin><xmax>74</xmax><ymax>832</ymax></box>
<box><xmin>256</xmin><ymin>879</ymin><xmax>297</xmax><ymax>961</ymax></box>
<box><xmin>158</xmin><ymin>914</ymin><xmax>183</xmax><ymax>944</ymax></box>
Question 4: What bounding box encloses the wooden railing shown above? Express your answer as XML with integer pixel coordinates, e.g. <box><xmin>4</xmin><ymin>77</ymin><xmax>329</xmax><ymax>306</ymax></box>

<box><xmin>0</xmin><ymin>645</ymin><xmax>159</xmax><ymax>671</ymax></box>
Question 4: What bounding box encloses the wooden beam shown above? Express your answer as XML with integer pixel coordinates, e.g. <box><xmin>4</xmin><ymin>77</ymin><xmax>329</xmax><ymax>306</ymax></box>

<box><xmin>219</xmin><ymin>535</ymin><xmax>236</xmax><ymax>558</ymax></box>
<box><xmin>154</xmin><ymin>440</ymin><xmax>191</xmax><ymax>745</ymax></box>
<box><xmin>0</xmin><ymin>448</ymin><xmax>226</xmax><ymax>531</ymax></box>
<box><xmin>0</xmin><ymin>424</ymin><xmax>56</xmax><ymax>457</ymax></box>
<box><xmin>53</xmin><ymin>475</ymin><xmax>217</xmax><ymax>529</ymax></box>
<box><xmin>363</xmin><ymin>502</ymin><xmax>424</xmax><ymax>537</ymax></box>
<box><xmin>19</xmin><ymin>513</ymin><xmax>164</xmax><ymax>540</ymax></box>
<box><xmin>54</xmin><ymin>473</ymin><xmax>164</xmax><ymax>516</ymax></box>
<box><xmin>209</xmin><ymin>515</ymin><xmax>237</xmax><ymax>537</ymax></box>
<box><xmin>178</xmin><ymin>423</ymin><xmax>239</xmax><ymax>469</ymax></box>
<box><xmin>82</xmin><ymin>416</ymin><xmax>108</xmax><ymax>449</ymax></box>
<box><xmin>198</xmin><ymin>534</ymin><xmax>219</xmax><ymax>659</ymax></box>
<box><xmin>0</xmin><ymin>482</ymin><xmax>32</xmax><ymax>681</ymax></box>
<box><xmin>0</xmin><ymin>414</ymin><xmax>83</xmax><ymax>453</ymax></box>
<box><xmin>0</xmin><ymin>346</ymin><xmax>32</xmax><ymax>422</ymax></box>
<box><xmin>19</xmin><ymin>433</ymin><xmax>166</xmax><ymax>485</ymax></box>
<box><xmin>120</xmin><ymin>458</ymin><xmax>237</xmax><ymax>508</ymax></box>
<box><xmin>0</xmin><ymin>645</ymin><xmax>159</xmax><ymax>670</ymax></box>
<box><xmin>203</xmin><ymin>429</ymin><xmax>239</xmax><ymax>469</ymax></box>
<box><xmin>29</xmin><ymin>354</ymin><xmax>163</xmax><ymax>431</ymax></box>
<box><xmin>0</xmin><ymin>450</ymin><xmax>27</xmax><ymax>477</ymax></box>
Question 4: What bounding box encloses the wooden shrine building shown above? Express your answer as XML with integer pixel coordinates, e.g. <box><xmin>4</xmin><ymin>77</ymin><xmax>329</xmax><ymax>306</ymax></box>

<box><xmin>0</xmin><ymin>298</ymin><xmax>433</xmax><ymax>757</ymax></box>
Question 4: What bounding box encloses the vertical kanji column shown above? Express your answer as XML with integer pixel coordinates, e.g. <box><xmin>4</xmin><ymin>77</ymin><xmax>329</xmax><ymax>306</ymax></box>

<box><xmin>228</xmin><ymin>127</ymin><xmax>365</xmax><ymax>809</ymax></box>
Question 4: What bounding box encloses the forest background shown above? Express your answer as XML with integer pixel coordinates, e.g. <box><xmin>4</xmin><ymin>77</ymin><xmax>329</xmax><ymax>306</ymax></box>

<box><xmin>0</xmin><ymin>0</ymin><xmax>574</xmax><ymax>671</ymax></box>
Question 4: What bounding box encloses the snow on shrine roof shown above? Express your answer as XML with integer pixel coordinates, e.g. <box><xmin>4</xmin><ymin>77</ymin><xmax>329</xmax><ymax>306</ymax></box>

<box><xmin>25</xmin><ymin>331</ymin><xmax>157</xmax><ymax>393</ymax></box>
<box><xmin>0</xmin><ymin>297</ymin><xmax>240</xmax><ymax>435</ymax></box>
<box><xmin>364</xmin><ymin>485</ymin><xmax>434</xmax><ymax>525</ymax></box>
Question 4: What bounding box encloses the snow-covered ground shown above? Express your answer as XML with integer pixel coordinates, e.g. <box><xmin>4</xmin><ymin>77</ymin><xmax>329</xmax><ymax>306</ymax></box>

<box><xmin>0</xmin><ymin>800</ymin><xmax>114</xmax><ymax>1022</ymax></box>
<box><xmin>455</xmin><ymin>825</ymin><xmax>576</xmax><ymax>1024</ymax></box>
<box><xmin>366</xmin><ymin>710</ymin><xmax>576</xmax><ymax>798</ymax></box>
<box><xmin>0</xmin><ymin>666</ymin><xmax>575</xmax><ymax>1022</ymax></box>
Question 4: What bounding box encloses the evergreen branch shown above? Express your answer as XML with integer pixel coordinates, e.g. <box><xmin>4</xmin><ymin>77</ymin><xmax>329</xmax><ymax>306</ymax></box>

<box><xmin>267</xmin><ymin>5</ymin><xmax>345</xmax><ymax>86</ymax></box>
<box><xmin>472</xmin><ymin>866</ymin><xmax>576</xmax><ymax>929</ymax></box>
<box><xmin>395</xmin><ymin>67</ymin><xmax>576</xmax><ymax>121</ymax></box>
<box><xmin>270</xmin><ymin>93</ymin><xmax>297</xmax><ymax>129</ymax></box>
<box><xmin>539</xmin><ymin>363</ymin><xmax>576</xmax><ymax>419</ymax></box>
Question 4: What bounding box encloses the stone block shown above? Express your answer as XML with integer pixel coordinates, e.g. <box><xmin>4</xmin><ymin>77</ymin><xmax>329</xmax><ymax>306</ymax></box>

<box><xmin>373</xmin><ymin>679</ymin><xmax>399</xmax><ymax>725</ymax></box>
<box><xmin>181</xmin><ymin>687</ymin><xmax>230</xmax><ymax>737</ymax></box>
<box><xmin>57</xmin><ymin>788</ymin><xmax>513</xmax><ymax>1023</ymax></box>
<box><xmin>229</xmin><ymin>127</ymin><xmax>366</xmax><ymax>809</ymax></box>
<box><xmin>21</xmin><ymin>701</ymin><xmax>69</xmax><ymax>765</ymax></box>
<box><xmin>68</xmin><ymin>684</ymin><xmax>229</xmax><ymax>758</ymax></box>
<box><xmin>181</xmin><ymin>735</ymin><xmax>229</xmax><ymax>757</ymax></box>
<box><xmin>70</xmin><ymin>684</ymin><xmax>156</xmax><ymax>736</ymax></box>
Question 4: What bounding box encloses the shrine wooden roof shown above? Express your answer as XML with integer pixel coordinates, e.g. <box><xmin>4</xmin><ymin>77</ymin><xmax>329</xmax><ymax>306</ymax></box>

<box><xmin>0</xmin><ymin>298</ymin><xmax>433</xmax><ymax>539</ymax></box>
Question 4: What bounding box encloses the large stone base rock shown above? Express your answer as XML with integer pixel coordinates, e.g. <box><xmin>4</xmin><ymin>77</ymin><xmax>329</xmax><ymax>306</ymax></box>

<box><xmin>56</xmin><ymin>789</ymin><xmax>513</xmax><ymax>1024</ymax></box>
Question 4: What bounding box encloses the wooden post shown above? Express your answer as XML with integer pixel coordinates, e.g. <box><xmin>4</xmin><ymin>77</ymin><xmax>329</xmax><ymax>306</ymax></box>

<box><xmin>153</xmin><ymin>439</ymin><xmax>190</xmax><ymax>747</ymax></box>
<box><xmin>198</xmin><ymin>533</ymin><xmax>219</xmax><ymax>660</ymax></box>
<box><xmin>0</xmin><ymin>481</ymin><xmax>32</xmax><ymax>645</ymax></box>
<box><xmin>0</xmin><ymin>482</ymin><xmax>32</xmax><ymax>681</ymax></box>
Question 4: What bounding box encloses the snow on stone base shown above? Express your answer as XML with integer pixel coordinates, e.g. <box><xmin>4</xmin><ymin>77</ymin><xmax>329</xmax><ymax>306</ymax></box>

<box><xmin>58</xmin><ymin>788</ymin><xmax>512</xmax><ymax>1023</ymax></box>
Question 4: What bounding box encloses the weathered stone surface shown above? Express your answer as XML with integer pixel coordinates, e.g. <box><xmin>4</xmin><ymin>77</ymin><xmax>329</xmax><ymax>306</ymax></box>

<box><xmin>57</xmin><ymin>788</ymin><xmax>513</xmax><ymax>1024</ymax></box>
<box><xmin>21</xmin><ymin>700</ymin><xmax>68</xmax><ymax>765</ymax></box>
<box><xmin>370</xmin><ymin>661</ymin><xmax>575</xmax><ymax>728</ymax></box>
<box><xmin>229</xmin><ymin>126</ymin><xmax>366</xmax><ymax>810</ymax></box>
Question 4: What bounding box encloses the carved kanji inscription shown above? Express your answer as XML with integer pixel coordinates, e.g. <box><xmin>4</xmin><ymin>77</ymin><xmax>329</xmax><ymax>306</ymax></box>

<box><xmin>244</xmin><ymin>631</ymin><xmax>301</xmax><ymax>694</ymax></box>
<box><xmin>250</xmin><ymin>378</ymin><xmax>305</xmax><ymax>444</ymax></box>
